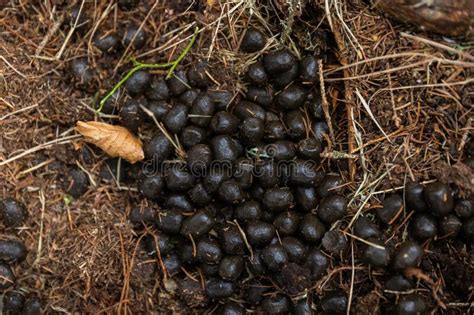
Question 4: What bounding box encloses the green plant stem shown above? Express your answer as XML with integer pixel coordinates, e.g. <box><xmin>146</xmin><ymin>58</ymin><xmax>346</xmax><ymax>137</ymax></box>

<box><xmin>165</xmin><ymin>26</ymin><xmax>199</xmax><ymax>79</ymax></box>
<box><xmin>96</xmin><ymin>26</ymin><xmax>199</xmax><ymax>113</ymax></box>
<box><xmin>96</xmin><ymin>62</ymin><xmax>173</xmax><ymax>113</ymax></box>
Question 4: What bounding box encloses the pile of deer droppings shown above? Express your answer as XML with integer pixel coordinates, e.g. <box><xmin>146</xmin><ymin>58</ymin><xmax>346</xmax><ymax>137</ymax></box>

<box><xmin>2</xmin><ymin>1</ymin><xmax>473</xmax><ymax>314</ymax></box>
<box><xmin>69</xmin><ymin>20</ymin><xmax>474</xmax><ymax>314</ymax></box>
<box><xmin>0</xmin><ymin>199</ymin><xmax>43</xmax><ymax>314</ymax></box>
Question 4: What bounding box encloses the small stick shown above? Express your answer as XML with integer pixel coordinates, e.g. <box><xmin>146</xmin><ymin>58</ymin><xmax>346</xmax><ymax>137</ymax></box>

<box><xmin>152</xmin><ymin>232</ymin><xmax>167</xmax><ymax>281</ymax></box>
<box><xmin>76</xmin><ymin>161</ymin><xmax>97</xmax><ymax>187</ymax></box>
<box><xmin>189</xmin><ymin>234</ymin><xmax>197</xmax><ymax>257</ymax></box>
<box><xmin>400</xmin><ymin>32</ymin><xmax>474</xmax><ymax>61</ymax></box>
<box><xmin>1</xmin><ymin>103</ymin><xmax>39</xmax><ymax>120</ymax></box>
<box><xmin>87</xmin><ymin>2</ymin><xmax>115</xmax><ymax>56</ymax></box>
<box><xmin>324</xmin><ymin>52</ymin><xmax>427</xmax><ymax>75</ymax></box>
<box><xmin>387</xmin><ymin>204</ymin><xmax>404</xmax><ymax>225</ymax></box>
<box><xmin>404</xmin><ymin>267</ymin><xmax>434</xmax><ymax>285</ymax></box>
<box><xmin>35</xmin><ymin>13</ymin><xmax>65</xmax><ymax>56</ymax></box>
<box><xmin>135</xmin><ymin>0</ymin><xmax>244</xmax><ymax>59</ymax></box>
<box><xmin>34</xmin><ymin>190</ymin><xmax>46</xmax><ymax>266</ymax></box>
<box><xmin>0</xmin><ymin>97</ymin><xmax>14</xmax><ymax>109</ymax></box>
<box><xmin>234</xmin><ymin>220</ymin><xmax>253</xmax><ymax>260</ymax></box>
<box><xmin>0</xmin><ymin>135</ymin><xmax>82</xmax><ymax>167</ymax></box>
<box><xmin>320</xmin><ymin>151</ymin><xmax>358</xmax><ymax>159</ymax></box>
<box><xmin>326</xmin><ymin>24</ymin><xmax>357</xmax><ymax>181</ymax></box>
<box><xmin>318</xmin><ymin>59</ymin><xmax>335</xmax><ymax>147</ymax></box>
<box><xmin>18</xmin><ymin>159</ymin><xmax>54</xmax><ymax>176</ymax></box>
<box><xmin>387</xmin><ymin>69</ymin><xmax>400</xmax><ymax>128</ymax></box>
<box><xmin>0</xmin><ymin>55</ymin><xmax>27</xmax><ymax>78</ymax></box>
<box><xmin>181</xmin><ymin>267</ymin><xmax>198</xmax><ymax>281</ymax></box>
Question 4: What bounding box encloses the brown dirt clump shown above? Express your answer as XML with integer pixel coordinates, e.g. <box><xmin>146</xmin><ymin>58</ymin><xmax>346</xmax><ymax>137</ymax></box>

<box><xmin>422</xmin><ymin>241</ymin><xmax>474</xmax><ymax>306</ymax></box>
<box><xmin>433</xmin><ymin>161</ymin><xmax>474</xmax><ymax>197</ymax></box>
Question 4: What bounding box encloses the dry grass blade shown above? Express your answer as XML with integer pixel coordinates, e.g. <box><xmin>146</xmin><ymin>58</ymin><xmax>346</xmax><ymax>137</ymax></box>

<box><xmin>0</xmin><ymin>134</ymin><xmax>82</xmax><ymax>166</ymax></box>
<box><xmin>113</xmin><ymin>0</ymin><xmax>160</xmax><ymax>72</ymax></box>
<box><xmin>355</xmin><ymin>89</ymin><xmax>392</xmax><ymax>144</ymax></box>
<box><xmin>139</xmin><ymin>104</ymin><xmax>186</xmax><ymax>159</ymax></box>
<box><xmin>0</xmin><ymin>55</ymin><xmax>28</xmax><ymax>78</ymax></box>
<box><xmin>75</xmin><ymin>121</ymin><xmax>144</xmax><ymax>164</ymax></box>
<box><xmin>0</xmin><ymin>103</ymin><xmax>38</xmax><ymax>120</ymax></box>
<box><xmin>234</xmin><ymin>219</ymin><xmax>253</xmax><ymax>260</ymax></box>
<box><xmin>400</xmin><ymin>32</ymin><xmax>474</xmax><ymax>61</ymax></box>
<box><xmin>342</xmin><ymin>231</ymin><xmax>386</xmax><ymax>250</ymax></box>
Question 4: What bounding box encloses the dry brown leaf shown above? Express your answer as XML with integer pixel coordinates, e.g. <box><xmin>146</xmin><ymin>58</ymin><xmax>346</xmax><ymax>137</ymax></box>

<box><xmin>75</xmin><ymin>121</ymin><xmax>144</xmax><ymax>164</ymax></box>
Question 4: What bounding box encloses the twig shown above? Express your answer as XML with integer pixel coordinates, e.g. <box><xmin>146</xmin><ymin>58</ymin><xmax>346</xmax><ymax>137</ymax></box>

<box><xmin>324</xmin><ymin>0</ymin><xmax>334</xmax><ymax>31</ymax></box>
<box><xmin>345</xmin><ymin>165</ymin><xmax>398</xmax><ymax>230</ymax></box>
<box><xmin>135</xmin><ymin>0</ymin><xmax>245</xmax><ymax>59</ymax></box>
<box><xmin>0</xmin><ymin>103</ymin><xmax>39</xmax><ymax>120</ymax></box>
<box><xmin>387</xmin><ymin>69</ymin><xmax>400</xmax><ymax>128</ymax></box>
<box><xmin>0</xmin><ymin>135</ymin><xmax>82</xmax><ymax>166</ymax></box>
<box><xmin>76</xmin><ymin>161</ymin><xmax>97</xmax><ymax>187</ymax></box>
<box><xmin>56</xmin><ymin>0</ymin><xmax>86</xmax><ymax>60</ymax></box>
<box><xmin>318</xmin><ymin>59</ymin><xmax>335</xmax><ymax>146</ymax></box>
<box><xmin>324</xmin><ymin>52</ymin><xmax>422</xmax><ymax>74</ymax></box>
<box><xmin>318</xmin><ymin>266</ymin><xmax>366</xmax><ymax>291</ymax></box>
<box><xmin>332</xmin><ymin>0</ymin><xmax>364</xmax><ymax>59</ymax></box>
<box><xmin>19</xmin><ymin>158</ymin><xmax>54</xmax><ymax>176</ymax></box>
<box><xmin>0</xmin><ymin>55</ymin><xmax>27</xmax><ymax>78</ymax></box>
<box><xmin>34</xmin><ymin>190</ymin><xmax>46</xmax><ymax>266</ymax></box>
<box><xmin>207</xmin><ymin>1</ymin><xmax>225</xmax><ymax>59</ymax></box>
<box><xmin>234</xmin><ymin>219</ymin><xmax>253</xmax><ymax>260</ymax></box>
<box><xmin>400</xmin><ymin>32</ymin><xmax>474</xmax><ymax>61</ymax></box>
<box><xmin>136</xmin><ymin>22</ymin><xmax>197</xmax><ymax>59</ymax></box>
<box><xmin>326</xmin><ymin>59</ymin><xmax>474</xmax><ymax>82</ymax></box>
<box><xmin>320</xmin><ymin>151</ymin><xmax>358</xmax><ymax>159</ymax></box>
<box><xmin>347</xmin><ymin>241</ymin><xmax>355</xmax><ymax>315</ymax></box>
<box><xmin>345</xmin><ymin>115</ymin><xmax>369</xmax><ymax>208</ymax></box>
<box><xmin>87</xmin><ymin>2</ymin><xmax>116</xmax><ymax>56</ymax></box>
<box><xmin>0</xmin><ymin>97</ymin><xmax>14</xmax><ymax>109</ymax></box>
<box><xmin>330</xmin><ymin>21</ymin><xmax>357</xmax><ymax>181</ymax></box>
<box><xmin>35</xmin><ymin>13</ymin><xmax>65</xmax><ymax>56</ymax></box>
